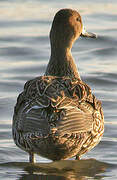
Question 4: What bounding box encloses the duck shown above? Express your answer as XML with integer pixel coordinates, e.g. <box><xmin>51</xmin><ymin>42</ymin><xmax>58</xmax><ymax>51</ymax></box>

<box><xmin>12</xmin><ymin>8</ymin><xmax>104</xmax><ymax>163</ymax></box>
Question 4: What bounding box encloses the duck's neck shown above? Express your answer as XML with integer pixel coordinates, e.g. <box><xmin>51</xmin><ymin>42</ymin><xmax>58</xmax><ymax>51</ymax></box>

<box><xmin>45</xmin><ymin>45</ymin><xmax>81</xmax><ymax>80</ymax></box>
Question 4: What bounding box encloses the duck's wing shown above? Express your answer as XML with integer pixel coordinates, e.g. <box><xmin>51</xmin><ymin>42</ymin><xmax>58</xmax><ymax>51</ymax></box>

<box><xmin>13</xmin><ymin>92</ymin><xmax>51</xmax><ymax>137</ymax></box>
<box><xmin>56</xmin><ymin>101</ymin><xmax>94</xmax><ymax>136</ymax></box>
<box><xmin>55</xmin><ymin>91</ymin><xmax>103</xmax><ymax>136</ymax></box>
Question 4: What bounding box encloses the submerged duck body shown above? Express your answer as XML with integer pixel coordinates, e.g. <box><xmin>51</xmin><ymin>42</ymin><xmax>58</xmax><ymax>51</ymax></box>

<box><xmin>12</xmin><ymin>9</ymin><xmax>104</xmax><ymax>162</ymax></box>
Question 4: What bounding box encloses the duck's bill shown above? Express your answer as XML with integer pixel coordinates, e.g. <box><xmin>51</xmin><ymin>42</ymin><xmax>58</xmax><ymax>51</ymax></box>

<box><xmin>81</xmin><ymin>26</ymin><xmax>97</xmax><ymax>38</ymax></box>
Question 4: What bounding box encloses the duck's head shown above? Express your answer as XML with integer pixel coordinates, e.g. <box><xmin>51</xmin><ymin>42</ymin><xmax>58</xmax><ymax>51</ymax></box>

<box><xmin>50</xmin><ymin>9</ymin><xmax>96</xmax><ymax>49</ymax></box>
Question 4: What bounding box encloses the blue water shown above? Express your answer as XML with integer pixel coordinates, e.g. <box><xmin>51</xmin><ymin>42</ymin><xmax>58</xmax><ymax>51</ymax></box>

<box><xmin>0</xmin><ymin>0</ymin><xmax>117</xmax><ymax>179</ymax></box>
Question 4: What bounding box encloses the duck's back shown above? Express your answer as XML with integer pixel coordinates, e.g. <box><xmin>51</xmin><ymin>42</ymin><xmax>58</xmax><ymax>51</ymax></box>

<box><xmin>12</xmin><ymin>76</ymin><xmax>104</xmax><ymax>160</ymax></box>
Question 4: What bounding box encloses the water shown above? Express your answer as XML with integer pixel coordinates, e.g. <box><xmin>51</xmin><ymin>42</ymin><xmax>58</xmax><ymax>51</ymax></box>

<box><xmin>0</xmin><ymin>0</ymin><xmax>117</xmax><ymax>179</ymax></box>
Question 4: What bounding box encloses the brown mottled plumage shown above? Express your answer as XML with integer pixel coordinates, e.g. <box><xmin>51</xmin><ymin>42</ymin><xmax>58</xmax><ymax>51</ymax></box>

<box><xmin>12</xmin><ymin>9</ymin><xmax>104</xmax><ymax>163</ymax></box>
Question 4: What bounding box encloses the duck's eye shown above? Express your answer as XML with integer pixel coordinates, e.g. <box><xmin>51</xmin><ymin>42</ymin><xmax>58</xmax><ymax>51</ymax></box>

<box><xmin>76</xmin><ymin>17</ymin><xmax>80</xmax><ymax>22</ymax></box>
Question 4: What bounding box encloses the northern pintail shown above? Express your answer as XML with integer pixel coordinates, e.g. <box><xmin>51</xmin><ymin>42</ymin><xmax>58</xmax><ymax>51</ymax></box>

<box><xmin>12</xmin><ymin>9</ymin><xmax>104</xmax><ymax>163</ymax></box>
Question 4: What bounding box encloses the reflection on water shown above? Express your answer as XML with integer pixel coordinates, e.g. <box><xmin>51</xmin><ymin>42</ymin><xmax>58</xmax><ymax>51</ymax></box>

<box><xmin>1</xmin><ymin>159</ymin><xmax>116</xmax><ymax>180</ymax></box>
<box><xmin>0</xmin><ymin>0</ymin><xmax>117</xmax><ymax>179</ymax></box>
